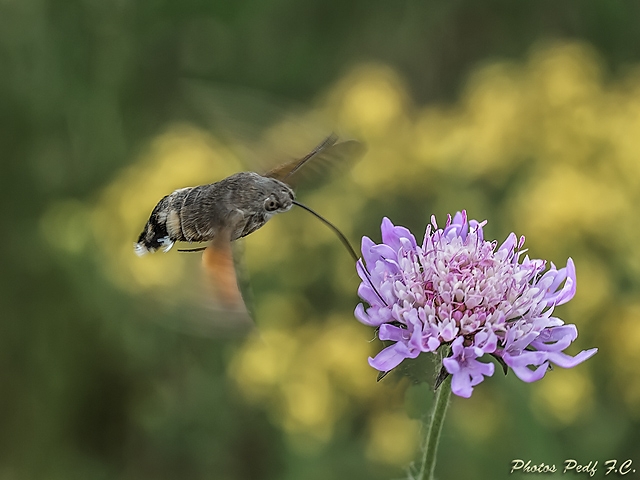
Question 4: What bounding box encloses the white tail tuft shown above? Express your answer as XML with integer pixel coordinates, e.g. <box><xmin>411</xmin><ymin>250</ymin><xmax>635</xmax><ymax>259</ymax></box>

<box><xmin>134</xmin><ymin>243</ymin><xmax>149</xmax><ymax>257</ymax></box>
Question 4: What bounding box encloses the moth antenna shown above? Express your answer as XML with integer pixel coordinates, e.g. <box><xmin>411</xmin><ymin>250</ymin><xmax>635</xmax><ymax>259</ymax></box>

<box><xmin>292</xmin><ymin>200</ymin><xmax>387</xmax><ymax>306</ymax></box>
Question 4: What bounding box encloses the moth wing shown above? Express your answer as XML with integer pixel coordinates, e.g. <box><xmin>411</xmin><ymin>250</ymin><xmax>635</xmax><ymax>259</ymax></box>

<box><xmin>202</xmin><ymin>232</ymin><xmax>248</xmax><ymax>313</ymax></box>
<box><xmin>180</xmin><ymin>79</ymin><xmax>366</xmax><ymax>184</ymax></box>
<box><xmin>264</xmin><ymin>134</ymin><xmax>367</xmax><ymax>188</ymax></box>
<box><xmin>180</xmin><ymin>79</ymin><xmax>300</xmax><ymax>146</ymax></box>
<box><xmin>151</xmin><ymin>229</ymin><xmax>254</xmax><ymax>336</ymax></box>
<box><xmin>136</xmin><ymin>244</ymin><xmax>254</xmax><ymax>338</ymax></box>
<box><xmin>264</xmin><ymin>134</ymin><xmax>338</xmax><ymax>182</ymax></box>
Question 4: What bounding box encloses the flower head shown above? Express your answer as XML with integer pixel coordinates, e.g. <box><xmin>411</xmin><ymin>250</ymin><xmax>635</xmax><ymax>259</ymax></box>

<box><xmin>355</xmin><ymin>211</ymin><xmax>597</xmax><ymax>398</ymax></box>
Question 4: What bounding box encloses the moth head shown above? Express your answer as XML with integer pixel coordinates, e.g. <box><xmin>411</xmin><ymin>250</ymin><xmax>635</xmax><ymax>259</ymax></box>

<box><xmin>263</xmin><ymin>181</ymin><xmax>295</xmax><ymax>215</ymax></box>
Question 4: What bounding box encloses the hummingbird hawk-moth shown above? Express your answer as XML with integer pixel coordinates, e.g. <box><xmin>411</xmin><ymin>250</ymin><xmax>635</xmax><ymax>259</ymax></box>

<box><xmin>134</xmin><ymin>134</ymin><xmax>364</xmax><ymax>312</ymax></box>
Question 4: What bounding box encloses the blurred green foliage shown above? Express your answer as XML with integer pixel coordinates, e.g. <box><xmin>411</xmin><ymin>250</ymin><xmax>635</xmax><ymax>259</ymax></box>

<box><xmin>3</xmin><ymin>1</ymin><xmax>640</xmax><ymax>479</ymax></box>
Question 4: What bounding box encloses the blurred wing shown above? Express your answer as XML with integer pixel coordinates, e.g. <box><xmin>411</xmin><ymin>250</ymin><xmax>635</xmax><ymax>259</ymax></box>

<box><xmin>265</xmin><ymin>134</ymin><xmax>367</xmax><ymax>188</ymax></box>
<box><xmin>202</xmin><ymin>230</ymin><xmax>247</xmax><ymax>312</ymax></box>
<box><xmin>179</xmin><ymin>79</ymin><xmax>308</xmax><ymax>164</ymax></box>
<box><xmin>264</xmin><ymin>134</ymin><xmax>338</xmax><ymax>182</ymax></box>
<box><xmin>149</xmin><ymin>224</ymin><xmax>254</xmax><ymax>335</ymax></box>
<box><xmin>179</xmin><ymin>80</ymin><xmax>366</xmax><ymax>183</ymax></box>
<box><xmin>180</xmin><ymin>79</ymin><xmax>301</xmax><ymax>143</ymax></box>
<box><xmin>135</xmin><ymin>241</ymin><xmax>254</xmax><ymax>338</ymax></box>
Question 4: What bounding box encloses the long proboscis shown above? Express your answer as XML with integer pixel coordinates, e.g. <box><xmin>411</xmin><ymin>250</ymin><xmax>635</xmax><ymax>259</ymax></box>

<box><xmin>292</xmin><ymin>201</ymin><xmax>387</xmax><ymax>306</ymax></box>
<box><xmin>292</xmin><ymin>200</ymin><xmax>358</xmax><ymax>262</ymax></box>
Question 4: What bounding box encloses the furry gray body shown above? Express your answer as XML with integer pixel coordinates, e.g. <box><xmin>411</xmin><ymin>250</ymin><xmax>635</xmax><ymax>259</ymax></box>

<box><xmin>135</xmin><ymin>172</ymin><xmax>294</xmax><ymax>254</ymax></box>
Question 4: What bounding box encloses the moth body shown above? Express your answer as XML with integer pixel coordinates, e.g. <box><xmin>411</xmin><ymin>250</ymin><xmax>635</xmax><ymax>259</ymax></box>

<box><xmin>135</xmin><ymin>172</ymin><xmax>294</xmax><ymax>256</ymax></box>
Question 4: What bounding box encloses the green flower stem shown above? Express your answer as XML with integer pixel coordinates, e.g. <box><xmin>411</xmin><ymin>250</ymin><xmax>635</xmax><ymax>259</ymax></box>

<box><xmin>417</xmin><ymin>376</ymin><xmax>452</xmax><ymax>480</ymax></box>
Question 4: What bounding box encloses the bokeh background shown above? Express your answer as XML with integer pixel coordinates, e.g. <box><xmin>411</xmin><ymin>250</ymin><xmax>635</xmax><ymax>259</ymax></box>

<box><xmin>3</xmin><ymin>1</ymin><xmax>640</xmax><ymax>479</ymax></box>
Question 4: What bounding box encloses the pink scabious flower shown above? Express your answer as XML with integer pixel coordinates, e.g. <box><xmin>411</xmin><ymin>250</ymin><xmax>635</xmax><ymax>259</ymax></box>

<box><xmin>355</xmin><ymin>211</ymin><xmax>597</xmax><ymax>398</ymax></box>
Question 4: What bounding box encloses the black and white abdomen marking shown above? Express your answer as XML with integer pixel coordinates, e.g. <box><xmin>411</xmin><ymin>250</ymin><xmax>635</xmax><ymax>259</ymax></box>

<box><xmin>135</xmin><ymin>188</ymin><xmax>186</xmax><ymax>256</ymax></box>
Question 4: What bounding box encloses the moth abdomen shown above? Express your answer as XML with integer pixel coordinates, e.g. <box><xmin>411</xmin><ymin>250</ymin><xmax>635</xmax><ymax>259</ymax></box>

<box><xmin>176</xmin><ymin>184</ymin><xmax>220</xmax><ymax>243</ymax></box>
<box><xmin>134</xmin><ymin>187</ymin><xmax>194</xmax><ymax>256</ymax></box>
